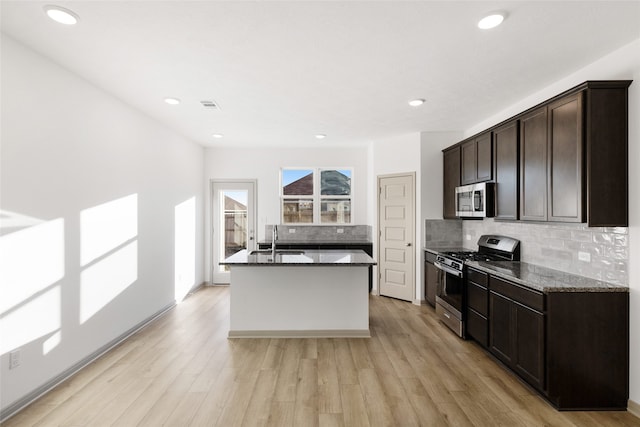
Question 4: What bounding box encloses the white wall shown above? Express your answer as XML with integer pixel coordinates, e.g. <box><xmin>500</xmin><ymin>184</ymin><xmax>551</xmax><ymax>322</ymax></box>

<box><xmin>464</xmin><ymin>38</ymin><xmax>640</xmax><ymax>406</ymax></box>
<box><xmin>370</xmin><ymin>133</ymin><xmax>423</xmax><ymax>302</ymax></box>
<box><xmin>420</xmin><ymin>131</ymin><xmax>463</xmax><ymax>222</ymax></box>
<box><xmin>203</xmin><ymin>146</ymin><xmax>369</xmax><ymax>283</ymax></box>
<box><xmin>0</xmin><ymin>35</ymin><xmax>204</xmax><ymax>414</ymax></box>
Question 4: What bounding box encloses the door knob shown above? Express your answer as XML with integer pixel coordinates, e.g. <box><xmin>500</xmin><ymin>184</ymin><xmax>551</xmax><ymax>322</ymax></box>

<box><xmin>406</xmin><ymin>243</ymin><xmax>412</xmax><ymax>247</ymax></box>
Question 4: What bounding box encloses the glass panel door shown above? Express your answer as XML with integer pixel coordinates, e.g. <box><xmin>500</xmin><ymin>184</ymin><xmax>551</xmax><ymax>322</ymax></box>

<box><xmin>212</xmin><ymin>181</ymin><xmax>256</xmax><ymax>284</ymax></box>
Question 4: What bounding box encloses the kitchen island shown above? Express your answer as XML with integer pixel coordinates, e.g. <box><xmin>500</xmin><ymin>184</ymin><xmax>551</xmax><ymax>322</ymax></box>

<box><xmin>220</xmin><ymin>249</ymin><xmax>376</xmax><ymax>338</ymax></box>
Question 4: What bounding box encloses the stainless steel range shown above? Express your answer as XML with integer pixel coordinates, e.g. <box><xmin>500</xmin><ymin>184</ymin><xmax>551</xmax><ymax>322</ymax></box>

<box><xmin>434</xmin><ymin>235</ymin><xmax>520</xmax><ymax>337</ymax></box>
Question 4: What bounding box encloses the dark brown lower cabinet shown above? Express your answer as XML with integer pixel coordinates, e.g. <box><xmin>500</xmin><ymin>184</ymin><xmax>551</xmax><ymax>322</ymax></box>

<box><xmin>489</xmin><ymin>290</ymin><xmax>544</xmax><ymax>392</ymax></box>
<box><xmin>546</xmin><ymin>292</ymin><xmax>629</xmax><ymax>410</ymax></box>
<box><xmin>465</xmin><ymin>268</ymin><xmax>489</xmax><ymax>348</ymax></box>
<box><xmin>475</xmin><ymin>273</ymin><xmax>629</xmax><ymax>410</ymax></box>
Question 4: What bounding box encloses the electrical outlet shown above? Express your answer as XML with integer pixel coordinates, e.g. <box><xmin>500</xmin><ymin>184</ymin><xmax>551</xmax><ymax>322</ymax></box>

<box><xmin>9</xmin><ymin>349</ymin><xmax>20</xmax><ymax>370</ymax></box>
<box><xmin>465</xmin><ymin>234</ymin><xmax>471</xmax><ymax>241</ymax></box>
<box><xmin>578</xmin><ymin>251</ymin><xmax>591</xmax><ymax>262</ymax></box>
<box><xmin>288</xmin><ymin>228</ymin><xmax>296</xmax><ymax>233</ymax></box>
<box><xmin>336</xmin><ymin>228</ymin><xmax>344</xmax><ymax>234</ymax></box>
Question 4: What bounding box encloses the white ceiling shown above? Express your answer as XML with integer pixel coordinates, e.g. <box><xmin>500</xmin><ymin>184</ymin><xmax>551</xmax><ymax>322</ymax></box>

<box><xmin>2</xmin><ymin>1</ymin><xmax>639</xmax><ymax>148</ymax></box>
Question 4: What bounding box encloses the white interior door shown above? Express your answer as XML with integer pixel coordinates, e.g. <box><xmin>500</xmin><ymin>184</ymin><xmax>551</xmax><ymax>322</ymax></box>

<box><xmin>212</xmin><ymin>180</ymin><xmax>256</xmax><ymax>284</ymax></box>
<box><xmin>378</xmin><ymin>173</ymin><xmax>415</xmax><ymax>301</ymax></box>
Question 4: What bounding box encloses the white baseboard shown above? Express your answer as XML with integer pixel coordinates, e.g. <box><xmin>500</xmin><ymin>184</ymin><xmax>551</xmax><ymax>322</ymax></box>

<box><xmin>628</xmin><ymin>399</ymin><xmax>640</xmax><ymax>418</ymax></box>
<box><xmin>228</xmin><ymin>329</ymin><xmax>371</xmax><ymax>338</ymax></box>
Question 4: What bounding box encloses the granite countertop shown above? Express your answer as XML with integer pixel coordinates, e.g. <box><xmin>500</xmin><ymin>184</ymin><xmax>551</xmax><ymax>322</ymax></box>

<box><xmin>466</xmin><ymin>260</ymin><xmax>628</xmax><ymax>293</ymax></box>
<box><xmin>425</xmin><ymin>246</ymin><xmax>628</xmax><ymax>293</ymax></box>
<box><xmin>221</xmin><ymin>249</ymin><xmax>376</xmax><ymax>266</ymax></box>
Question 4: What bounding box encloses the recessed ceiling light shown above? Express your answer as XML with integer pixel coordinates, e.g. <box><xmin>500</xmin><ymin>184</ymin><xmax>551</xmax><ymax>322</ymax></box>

<box><xmin>478</xmin><ymin>13</ymin><xmax>506</xmax><ymax>30</ymax></box>
<box><xmin>212</xmin><ymin>133</ymin><xmax>224</xmax><ymax>139</ymax></box>
<box><xmin>164</xmin><ymin>97</ymin><xmax>181</xmax><ymax>105</ymax></box>
<box><xmin>408</xmin><ymin>99</ymin><xmax>425</xmax><ymax>107</ymax></box>
<box><xmin>315</xmin><ymin>134</ymin><xmax>327</xmax><ymax>140</ymax></box>
<box><xmin>44</xmin><ymin>5</ymin><xmax>79</xmax><ymax>25</ymax></box>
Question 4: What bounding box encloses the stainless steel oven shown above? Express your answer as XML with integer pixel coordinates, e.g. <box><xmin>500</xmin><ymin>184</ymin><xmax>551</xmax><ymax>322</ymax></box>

<box><xmin>434</xmin><ymin>255</ymin><xmax>465</xmax><ymax>336</ymax></box>
<box><xmin>432</xmin><ymin>235</ymin><xmax>521</xmax><ymax>338</ymax></box>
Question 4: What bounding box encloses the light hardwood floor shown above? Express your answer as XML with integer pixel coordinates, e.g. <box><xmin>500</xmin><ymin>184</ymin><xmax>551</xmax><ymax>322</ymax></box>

<box><xmin>4</xmin><ymin>286</ymin><xmax>640</xmax><ymax>427</ymax></box>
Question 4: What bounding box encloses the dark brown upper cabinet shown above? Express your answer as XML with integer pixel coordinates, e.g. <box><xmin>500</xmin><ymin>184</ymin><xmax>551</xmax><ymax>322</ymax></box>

<box><xmin>461</xmin><ymin>131</ymin><xmax>492</xmax><ymax>185</ymax></box>
<box><xmin>443</xmin><ymin>80</ymin><xmax>631</xmax><ymax>227</ymax></box>
<box><xmin>584</xmin><ymin>83</ymin><xmax>630</xmax><ymax>226</ymax></box>
<box><xmin>443</xmin><ymin>145</ymin><xmax>461</xmax><ymax>219</ymax></box>
<box><xmin>518</xmin><ymin>83</ymin><xmax>630</xmax><ymax>226</ymax></box>
<box><xmin>548</xmin><ymin>93</ymin><xmax>583</xmax><ymax>222</ymax></box>
<box><xmin>493</xmin><ymin>120</ymin><xmax>520</xmax><ymax>220</ymax></box>
<box><xmin>519</xmin><ymin>107</ymin><xmax>549</xmax><ymax>221</ymax></box>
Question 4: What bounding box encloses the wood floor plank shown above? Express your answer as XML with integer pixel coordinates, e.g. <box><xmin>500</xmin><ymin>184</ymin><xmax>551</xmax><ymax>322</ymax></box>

<box><xmin>4</xmin><ymin>287</ymin><xmax>639</xmax><ymax>427</ymax></box>
<box><xmin>339</xmin><ymin>384</ymin><xmax>370</xmax><ymax>427</ymax></box>
<box><xmin>357</xmin><ymin>368</ymin><xmax>395</xmax><ymax>426</ymax></box>
<box><xmin>317</xmin><ymin>339</ymin><xmax>342</xmax><ymax>414</ymax></box>
<box><xmin>241</xmin><ymin>369</ymin><xmax>279</xmax><ymax>427</ymax></box>
<box><xmin>293</xmin><ymin>358</ymin><xmax>319</xmax><ymax>427</ymax></box>
<box><xmin>273</xmin><ymin>339</ymin><xmax>304</xmax><ymax>402</ymax></box>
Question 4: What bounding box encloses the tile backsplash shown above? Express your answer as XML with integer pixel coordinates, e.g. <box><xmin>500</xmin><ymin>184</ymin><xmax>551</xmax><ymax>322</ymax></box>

<box><xmin>424</xmin><ymin>219</ymin><xmax>463</xmax><ymax>248</ymax></box>
<box><xmin>265</xmin><ymin>225</ymin><xmax>372</xmax><ymax>242</ymax></box>
<box><xmin>462</xmin><ymin>218</ymin><xmax>629</xmax><ymax>285</ymax></box>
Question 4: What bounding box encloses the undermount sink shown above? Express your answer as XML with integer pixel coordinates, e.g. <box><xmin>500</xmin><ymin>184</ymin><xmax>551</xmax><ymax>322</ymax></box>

<box><xmin>249</xmin><ymin>249</ymin><xmax>305</xmax><ymax>255</ymax></box>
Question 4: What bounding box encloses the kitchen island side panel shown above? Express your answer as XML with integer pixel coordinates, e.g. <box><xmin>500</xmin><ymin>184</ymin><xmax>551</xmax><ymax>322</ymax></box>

<box><xmin>229</xmin><ymin>266</ymin><xmax>369</xmax><ymax>336</ymax></box>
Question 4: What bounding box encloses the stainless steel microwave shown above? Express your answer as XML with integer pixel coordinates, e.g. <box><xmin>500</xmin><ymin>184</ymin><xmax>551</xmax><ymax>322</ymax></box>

<box><xmin>455</xmin><ymin>182</ymin><xmax>495</xmax><ymax>218</ymax></box>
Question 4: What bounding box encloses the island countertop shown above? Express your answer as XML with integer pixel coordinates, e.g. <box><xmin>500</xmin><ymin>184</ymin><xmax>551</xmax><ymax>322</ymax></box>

<box><xmin>221</xmin><ymin>249</ymin><xmax>376</xmax><ymax>266</ymax></box>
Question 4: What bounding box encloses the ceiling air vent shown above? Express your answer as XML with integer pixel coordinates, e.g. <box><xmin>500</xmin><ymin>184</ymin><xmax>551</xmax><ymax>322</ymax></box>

<box><xmin>200</xmin><ymin>100</ymin><xmax>220</xmax><ymax>110</ymax></box>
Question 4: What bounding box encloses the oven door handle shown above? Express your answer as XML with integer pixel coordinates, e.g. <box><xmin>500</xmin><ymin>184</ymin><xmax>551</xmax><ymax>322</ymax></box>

<box><xmin>433</xmin><ymin>261</ymin><xmax>463</xmax><ymax>278</ymax></box>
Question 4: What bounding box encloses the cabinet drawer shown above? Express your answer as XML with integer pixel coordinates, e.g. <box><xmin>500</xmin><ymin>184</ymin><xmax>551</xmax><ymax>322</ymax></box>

<box><xmin>467</xmin><ymin>281</ymin><xmax>488</xmax><ymax>317</ymax></box>
<box><xmin>466</xmin><ymin>309</ymin><xmax>488</xmax><ymax>348</ymax></box>
<box><xmin>467</xmin><ymin>267</ymin><xmax>488</xmax><ymax>287</ymax></box>
<box><xmin>489</xmin><ymin>276</ymin><xmax>544</xmax><ymax>312</ymax></box>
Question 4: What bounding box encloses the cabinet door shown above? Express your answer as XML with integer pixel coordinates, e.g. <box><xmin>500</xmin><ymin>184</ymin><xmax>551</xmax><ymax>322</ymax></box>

<box><xmin>425</xmin><ymin>262</ymin><xmax>438</xmax><ymax>307</ymax></box>
<box><xmin>443</xmin><ymin>146</ymin><xmax>461</xmax><ymax>219</ymax></box>
<box><xmin>514</xmin><ymin>303</ymin><xmax>545</xmax><ymax>391</ymax></box>
<box><xmin>476</xmin><ymin>132</ymin><xmax>493</xmax><ymax>182</ymax></box>
<box><xmin>493</xmin><ymin>120</ymin><xmax>519</xmax><ymax>220</ymax></box>
<box><xmin>520</xmin><ymin>107</ymin><xmax>548</xmax><ymax>221</ymax></box>
<box><xmin>467</xmin><ymin>309</ymin><xmax>488</xmax><ymax>348</ymax></box>
<box><xmin>489</xmin><ymin>291</ymin><xmax>514</xmax><ymax>366</ymax></box>
<box><xmin>461</xmin><ymin>140</ymin><xmax>477</xmax><ymax>185</ymax></box>
<box><xmin>461</xmin><ymin>132</ymin><xmax>492</xmax><ymax>185</ymax></box>
<box><xmin>548</xmin><ymin>93</ymin><xmax>584</xmax><ymax>222</ymax></box>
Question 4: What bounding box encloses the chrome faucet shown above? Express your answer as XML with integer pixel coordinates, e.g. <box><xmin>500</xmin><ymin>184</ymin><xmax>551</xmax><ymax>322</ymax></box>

<box><xmin>271</xmin><ymin>225</ymin><xmax>278</xmax><ymax>257</ymax></box>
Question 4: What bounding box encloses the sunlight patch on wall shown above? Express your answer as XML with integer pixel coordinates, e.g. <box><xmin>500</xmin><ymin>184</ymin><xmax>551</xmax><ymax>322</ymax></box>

<box><xmin>175</xmin><ymin>197</ymin><xmax>196</xmax><ymax>302</ymax></box>
<box><xmin>80</xmin><ymin>240</ymin><xmax>138</xmax><ymax>324</ymax></box>
<box><xmin>0</xmin><ymin>218</ymin><xmax>64</xmax><ymax>355</ymax></box>
<box><xmin>79</xmin><ymin>194</ymin><xmax>139</xmax><ymax>324</ymax></box>
<box><xmin>43</xmin><ymin>330</ymin><xmax>62</xmax><ymax>355</ymax></box>
<box><xmin>0</xmin><ymin>286</ymin><xmax>61</xmax><ymax>355</ymax></box>
<box><xmin>0</xmin><ymin>218</ymin><xmax>65</xmax><ymax>315</ymax></box>
<box><xmin>80</xmin><ymin>194</ymin><xmax>138</xmax><ymax>266</ymax></box>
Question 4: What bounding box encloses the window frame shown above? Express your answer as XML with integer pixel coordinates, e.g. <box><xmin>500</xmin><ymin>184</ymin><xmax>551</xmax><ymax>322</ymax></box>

<box><xmin>280</xmin><ymin>167</ymin><xmax>353</xmax><ymax>225</ymax></box>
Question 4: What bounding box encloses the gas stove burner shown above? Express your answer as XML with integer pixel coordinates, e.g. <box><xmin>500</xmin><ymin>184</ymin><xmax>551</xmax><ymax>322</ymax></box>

<box><xmin>439</xmin><ymin>250</ymin><xmax>503</xmax><ymax>262</ymax></box>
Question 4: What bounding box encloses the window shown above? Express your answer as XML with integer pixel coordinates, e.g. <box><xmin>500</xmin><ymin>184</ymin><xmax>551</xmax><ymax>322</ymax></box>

<box><xmin>281</xmin><ymin>168</ymin><xmax>352</xmax><ymax>224</ymax></box>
